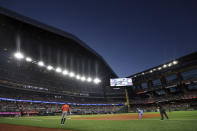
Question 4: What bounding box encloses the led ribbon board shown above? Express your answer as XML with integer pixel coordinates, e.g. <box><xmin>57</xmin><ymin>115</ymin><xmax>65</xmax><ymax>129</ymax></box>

<box><xmin>0</xmin><ymin>97</ymin><xmax>124</xmax><ymax>106</ymax></box>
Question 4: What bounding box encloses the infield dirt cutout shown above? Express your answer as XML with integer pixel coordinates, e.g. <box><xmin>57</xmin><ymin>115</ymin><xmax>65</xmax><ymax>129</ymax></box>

<box><xmin>0</xmin><ymin>113</ymin><xmax>160</xmax><ymax>131</ymax></box>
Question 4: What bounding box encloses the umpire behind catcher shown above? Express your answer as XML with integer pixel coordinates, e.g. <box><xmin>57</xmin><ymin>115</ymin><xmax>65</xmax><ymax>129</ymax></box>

<box><xmin>157</xmin><ymin>102</ymin><xmax>169</xmax><ymax>120</ymax></box>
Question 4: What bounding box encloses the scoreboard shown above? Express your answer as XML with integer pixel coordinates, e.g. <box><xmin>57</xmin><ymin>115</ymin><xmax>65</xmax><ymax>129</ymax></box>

<box><xmin>110</xmin><ymin>78</ymin><xmax>133</xmax><ymax>86</ymax></box>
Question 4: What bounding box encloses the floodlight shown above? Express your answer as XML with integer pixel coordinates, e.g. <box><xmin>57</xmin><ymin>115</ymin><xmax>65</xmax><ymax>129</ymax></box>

<box><xmin>142</xmin><ymin>72</ymin><xmax>144</xmax><ymax>75</ymax></box>
<box><xmin>81</xmin><ymin>76</ymin><xmax>86</xmax><ymax>81</ymax></box>
<box><xmin>149</xmin><ymin>70</ymin><xmax>153</xmax><ymax>73</ymax></box>
<box><xmin>14</xmin><ymin>52</ymin><xmax>24</xmax><ymax>60</ymax></box>
<box><xmin>173</xmin><ymin>60</ymin><xmax>178</xmax><ymax>65</ymax></box>
<box><xmin>47</xmin><ymin>65</ymin><xmax>53</xmax><ymax>70</ymax></box>
<box><xmin>168</xmin><ymin>63</ymin><xmax>172</xmax><ymax>67</ymax></box>
<box><xmin>69</xmin><ymin>72</ymin><xmax>75</xmax><ymax>77</ymax></box>
<box><xmin>26</xmin><ymin>57</ymin><xmax>32</xmax><ymax>62</ymax></box>
<box><xmin>38</xmin><ymin>61</ymin><xmax>44</xmax><ymax>67</ymax></box>
<box><xmin>163</xmin><ymin>64</ymin><xmax>167</xmax><ymax>68</ymax></box>
<box><xmin>87</xmin><ymin>77</ymin><xmax>92</xmax><ymax>82</ymax></box>
<box><xmin>56</xmin><ymin>67</ymin><xmax>62</xmax><ymax>73</ymax></box>
<box><xmin>76</xmin><ymin>75</ymin><xmax>81</xmax><ymax>79</ymax></box>
<box><xmin>62</xmin><ymin>70</ymin><xmax>69</xmax><ymax>75</ymax></box>
<box><xmin>94</xmin><ymin>78</ymin><xmax>101</xmax><ymax>84</ymax></box>
<box><xmin>158</xmin><ymin>67</ymin><xmax>162</xmax><ymax>70</ymax></box>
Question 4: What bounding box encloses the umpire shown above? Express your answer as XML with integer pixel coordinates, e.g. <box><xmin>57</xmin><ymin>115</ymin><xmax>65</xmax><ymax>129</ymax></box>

<box><xmin>157</xmin><ymin>102</ymin><xmax>169</xmax><ymax>120</ymax></box>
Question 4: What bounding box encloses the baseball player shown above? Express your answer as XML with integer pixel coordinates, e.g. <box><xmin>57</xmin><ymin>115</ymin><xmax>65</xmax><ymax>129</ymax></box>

<box><xmin>157</xmin><ymin>103</ymin><xmax>169</xmax><ymax>120</ymax></box>
<box><xmin>60</xmin><ymin>104</ymin><xmax>70</xmax><ymax>125</ymax></box>
<box><xmin>137</xmin><ymin>108</ymin><xmax>143</xmax><ymax>119</ymax></box>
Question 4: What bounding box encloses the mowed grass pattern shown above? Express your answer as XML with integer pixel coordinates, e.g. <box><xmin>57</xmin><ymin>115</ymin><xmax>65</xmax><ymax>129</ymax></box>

<box><xmin>0</xmin><ymin>111</ymin><xmax>197</xmax><ymax>131</ymax></box>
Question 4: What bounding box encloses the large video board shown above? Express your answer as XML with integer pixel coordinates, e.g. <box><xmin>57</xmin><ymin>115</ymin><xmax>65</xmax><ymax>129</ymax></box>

<box><xmin>110</xmin><ymin>78</ymin><xmax>133</xmax><ymax>86</ymax></box>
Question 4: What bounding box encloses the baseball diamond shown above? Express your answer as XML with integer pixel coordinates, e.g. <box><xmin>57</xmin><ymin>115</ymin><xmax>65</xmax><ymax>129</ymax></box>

<box><xmin>0</xmin><ymin>3</ymin><xmax>197</xmax><ymax>131</ymax></box>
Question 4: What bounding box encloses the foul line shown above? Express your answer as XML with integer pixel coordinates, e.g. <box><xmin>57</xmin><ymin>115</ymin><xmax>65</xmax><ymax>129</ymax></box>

<box><xmin>140</xmin><ymin>119</ymin><xmax>197</xmax><ymax>121</ymax></box>
<box><xmin>6</xmin><ymin>118</ymin><xmax>42</xmax><ymax>121</ymax></box>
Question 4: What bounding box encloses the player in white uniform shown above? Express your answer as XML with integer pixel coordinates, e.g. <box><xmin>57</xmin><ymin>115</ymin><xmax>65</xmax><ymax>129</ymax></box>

<box><xmin>137</xmin><ymin>108</ymin><xmax>143</xmax><ymax>119</ymax></box>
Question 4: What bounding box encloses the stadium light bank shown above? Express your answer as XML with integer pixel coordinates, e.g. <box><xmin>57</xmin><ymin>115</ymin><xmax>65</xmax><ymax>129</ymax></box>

<box><xmin>134</xmin><ymin>60</ymin><xmax>178</xmax><ymax>77</ymax></box>
<box><xmin>13</xmin><ymin>51</ymin><xmax>101</xmax><ymax>84</ymax></box>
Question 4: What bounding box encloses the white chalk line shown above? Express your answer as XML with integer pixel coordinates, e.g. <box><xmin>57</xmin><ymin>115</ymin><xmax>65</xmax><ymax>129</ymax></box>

<box><xmin>6</xmin><ymin>118</ymin><xmax>42</xmax><ymax>121</ymax></box>
<box><xmin>139</xmin><ymin>119</ymin><xmax>197</xmax><ymax>121</ymax></box>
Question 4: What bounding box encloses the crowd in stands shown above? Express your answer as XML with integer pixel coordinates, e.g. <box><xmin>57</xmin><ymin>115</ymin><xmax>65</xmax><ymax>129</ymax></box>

<box><xmin>0</xmin><ymin>101</ymin><xmax>122</xmax><ymax>115</ymax></box>
<box><xmin>130</xmin><ymin>92</ymin><xmax>197</xmax><ymax>105</ymax></box>
<box><xmin>130</xmin><ymin>100</ymin><xmax>197</xmax><ymax>112</ymax></box>
<box><xmin>0</xmin><ymin>88</ymin><xmax>123</xmax><ymax>116</ymax></box>
<box><xmin>0</xmin><ymin>82</ymin><xmax>196</xmax><ymax>116</ymax></box>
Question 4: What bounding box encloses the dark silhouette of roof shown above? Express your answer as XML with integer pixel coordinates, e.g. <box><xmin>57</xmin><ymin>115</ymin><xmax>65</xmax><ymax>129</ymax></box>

<box><xmin>0</xmin><ymin>6</ymin><xmax>117</xmax><ymax>78</ymax></box>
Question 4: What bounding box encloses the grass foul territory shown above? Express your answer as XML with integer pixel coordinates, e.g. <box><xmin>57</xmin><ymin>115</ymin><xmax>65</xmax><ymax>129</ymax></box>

<box><xmin>0</xmin><ymin>111</ymin><xmax>197</xmax><ymax>131</ymax></box>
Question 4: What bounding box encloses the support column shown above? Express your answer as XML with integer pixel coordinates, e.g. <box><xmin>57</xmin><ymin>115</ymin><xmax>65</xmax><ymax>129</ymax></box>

<box><xmin>125</xmin><ymin>88</ymin><xmax>130</xmax><ymax>112</ymax></box>
<box><xmin>177</xmin><ymin>72</ymin><xmax>188</xmax><ymax>93</ymax></box>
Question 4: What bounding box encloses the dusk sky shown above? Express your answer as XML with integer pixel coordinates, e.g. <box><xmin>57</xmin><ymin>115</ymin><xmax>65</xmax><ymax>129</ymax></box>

<box><xmin>0</xmin><ymin>0</ymin><xmax>197</xmax><ymax>77</ymax></box>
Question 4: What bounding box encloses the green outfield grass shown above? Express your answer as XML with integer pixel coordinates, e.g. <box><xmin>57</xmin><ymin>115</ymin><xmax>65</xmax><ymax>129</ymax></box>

<box><xmin>0</xmin><ymin>111</ymin><xmax>197</xmax><ymax>131</ymax></box>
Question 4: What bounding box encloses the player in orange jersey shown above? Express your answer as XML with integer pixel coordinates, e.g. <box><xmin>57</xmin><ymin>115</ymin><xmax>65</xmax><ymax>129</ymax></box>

<box><xmin>60</xmin><ymin>104</ymin><xmax>70</xmax><ymax>125</ymax></box>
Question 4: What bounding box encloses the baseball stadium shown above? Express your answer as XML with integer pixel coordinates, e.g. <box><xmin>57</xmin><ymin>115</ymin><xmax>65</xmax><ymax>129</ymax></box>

<box><xmin>0</xmin><ymin>7</ymin><xmax>197</xmax><ymax>131</ymax></box>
